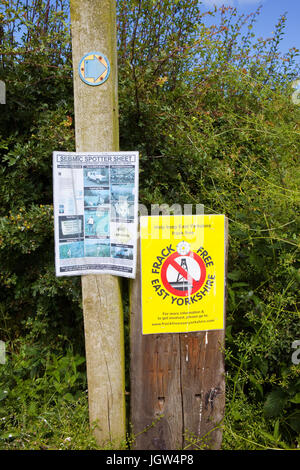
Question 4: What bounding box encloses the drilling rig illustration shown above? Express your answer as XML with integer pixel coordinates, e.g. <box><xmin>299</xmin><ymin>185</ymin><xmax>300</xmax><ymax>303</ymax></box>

<box><xmin>169</xmin><ymin>257</ymin><xmax>193</xmax><ymax>291</ymax></box>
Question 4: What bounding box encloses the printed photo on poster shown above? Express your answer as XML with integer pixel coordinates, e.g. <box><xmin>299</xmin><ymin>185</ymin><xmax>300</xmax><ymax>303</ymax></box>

<box><xmin>59</xmin><ymin>240</ymin><xmax>84</xmax><ymax>259</ymax></box>
<box><xmin>84</xmin><ymin>188</ymin><xmax>110</xmax><ymax>207</ymax></box>
<box><xmin>53</xmin><ymin>151</ymin><xmax>139</xmax><ymax>278</ymax></box>
<box><xmin>84</xmin><ymin>239</ymin><xmax>110</xmax><ymax>258</ymax></box>
<box><xmin>58</xmin><ymin>215</ymin><xmax>84</xmax><ymax>240</ymax></box>
<box><xmin>84</xmin><ymin>208</ymin><xmax>110</xmax><ymax>237</ymax></box>
<box><xmin>84</xmin><ymin>167</ymin><xmax>109</xmax><ymax>186</ymax></box>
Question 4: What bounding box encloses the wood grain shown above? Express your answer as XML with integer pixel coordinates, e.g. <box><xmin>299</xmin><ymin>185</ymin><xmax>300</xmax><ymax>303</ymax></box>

<box><xmin>130</xmin><ymin>219</ymin><xmax>228</xmax><ymax>449</ymax></box>
<box><xmin>70</xmin><ymin>0</ymin><xmax>126</xmax><ymax>445</ymax></box>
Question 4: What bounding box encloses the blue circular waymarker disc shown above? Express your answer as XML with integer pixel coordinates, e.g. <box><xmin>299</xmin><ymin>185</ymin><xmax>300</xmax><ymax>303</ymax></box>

<box><xmin>78</xmin><ymin>52</ymin><xmax>110</xmax><ymax>86</ymax></box>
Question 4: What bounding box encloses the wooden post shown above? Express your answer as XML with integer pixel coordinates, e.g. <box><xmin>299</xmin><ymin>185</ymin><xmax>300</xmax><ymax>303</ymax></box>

<box><xmin>70</xmin><ymin>0</ymin><xmax>126</xmax><ymax>445</ymax></box>
<box><xmin>130</xmin><ymin>219</ymin><xmax>228</xmax><ymax>450</ymax></box>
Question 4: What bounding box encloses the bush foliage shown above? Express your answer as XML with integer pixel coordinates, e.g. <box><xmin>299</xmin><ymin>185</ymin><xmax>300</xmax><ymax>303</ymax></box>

<box><xmin>0</xmin><ymin>0</ymin><xmax>299</xmax><ymax>449</ymax></box>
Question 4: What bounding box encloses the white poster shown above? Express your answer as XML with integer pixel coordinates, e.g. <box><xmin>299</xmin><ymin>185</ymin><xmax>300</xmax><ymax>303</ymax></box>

<box><xmin>53</xmin><ymin>151</ymin><xmax>139</xmax><ymax>278</ymax></box>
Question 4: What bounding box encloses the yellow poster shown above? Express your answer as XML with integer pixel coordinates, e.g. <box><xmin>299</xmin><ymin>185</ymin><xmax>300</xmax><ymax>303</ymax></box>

<box><xmin>140</xmin><ymin>214</ymin><xmax>227</xmax><ymax>334</ymax></box>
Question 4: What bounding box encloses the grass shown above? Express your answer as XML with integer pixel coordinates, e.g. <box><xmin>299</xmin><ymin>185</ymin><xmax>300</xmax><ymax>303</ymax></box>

<box><xmin>0</xmin><ymin>340</ymin><xmax>299</xmax><ymax>450</ymax></box>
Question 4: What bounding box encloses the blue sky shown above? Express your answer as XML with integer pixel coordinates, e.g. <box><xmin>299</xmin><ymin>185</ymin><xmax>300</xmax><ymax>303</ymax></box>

<box><xmin>201</xmin><ymin>0</ymin><xmax>300</xmax><ymax>57</ymax></box>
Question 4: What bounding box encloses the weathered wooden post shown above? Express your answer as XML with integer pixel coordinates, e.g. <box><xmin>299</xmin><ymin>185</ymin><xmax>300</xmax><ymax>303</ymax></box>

<box><xmin>130</xmin><ymin>216</ymin><xmax>228</xmax><ymax>450</ymax></box>
<box><xmin>70</xmin><ymin>0</ymin><xmax>126</xmax><ymax>445</ymax></box>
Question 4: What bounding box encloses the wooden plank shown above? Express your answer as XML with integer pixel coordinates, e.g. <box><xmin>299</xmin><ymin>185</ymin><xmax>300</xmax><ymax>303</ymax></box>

<box><xmin>130</xmin><ymin>240</ymin><xmax>183</xmax><ymax>450</ymax></box>
<box><xmin>70</xmin><ymin>0</ymin><xmax>126</xmax><ymax>445</ymax></box>
<box><xmin>130</xmin><ymin>218</ymin><xmax>228</xmax><ymax>450</ymax></box>
<box><xmin>180</xmin><ymin>330</ymin><xmax>225</xmax><ymax>449</ymax></box>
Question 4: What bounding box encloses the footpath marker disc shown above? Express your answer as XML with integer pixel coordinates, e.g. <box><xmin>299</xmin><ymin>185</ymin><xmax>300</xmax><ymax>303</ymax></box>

<box><xmin>78</xmin><ymin>52</ymin><xmax>110</xmax><ymax>86</ymax></box>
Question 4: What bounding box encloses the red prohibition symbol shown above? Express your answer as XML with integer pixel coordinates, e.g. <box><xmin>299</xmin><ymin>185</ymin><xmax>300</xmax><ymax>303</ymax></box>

<box><xmin>161</xmin><ymin>251</ymin><xmax>206</xmax><ymax>297</ymax></box>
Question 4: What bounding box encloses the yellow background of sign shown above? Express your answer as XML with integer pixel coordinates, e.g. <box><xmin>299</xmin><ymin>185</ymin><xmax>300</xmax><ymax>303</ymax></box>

<box><xmin>140</xmin><ymin>215</ymin><xmax>226</xmax><ymax>334</ymax></box>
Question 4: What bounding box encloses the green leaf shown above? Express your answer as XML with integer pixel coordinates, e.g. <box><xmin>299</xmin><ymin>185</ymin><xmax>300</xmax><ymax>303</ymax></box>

<box><xmin>249</xmin><ymin>374</ymin><xmax>263</xmax><ymax>398</ymax></box>
<box><xmin>63</xmin><ymin>392</ymin><xmax>75</xmax><ymax>402</ymax></box>
<box><xmin>289</xmin><ymin>392</ymin><xmax>300</xmax><ymax>404</ymax></box>
<box><xmin>263</xmin><ymin>389</ymin><xmax>289</xmax><ymax>417</ymax></box>
<box><xmin>273</xmin><ymin>419</ymin><xmax>280</xmax><ymax>440</ymax></box>
<box><xmin>0</xmin><ymin>432</ymin><xmax>19</xmax><ymax>441</ymax></box>
<box><xmin>231</xmin><ymin>282</ymin><xmax>249</xmax><ymax>288</ymax></box>
<box><xmin>228</xmin><ymin>270</ymin><xmax>242</xmax><ymax>281</ymax></box>
<box><xmin>0</xmin><ymin>390</ymin><xmax>8</xmax><ymax>402</ymax></box>
<box><xmin>286</xmin><ymin>411</ymin><xmax>300</xmax><ymax>433</ymax></box>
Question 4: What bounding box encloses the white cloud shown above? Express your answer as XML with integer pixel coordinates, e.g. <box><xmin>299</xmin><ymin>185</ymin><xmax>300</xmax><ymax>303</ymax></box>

<box><xmin>237</xmin><ymin>0</ymin><xmax>263</xmax><ymax>4</ymax></box>
<box><xmin>201</xmin><ymin>0</ymin><xmax>233</xmax><ymax>6</ymax></box>
<box><xmin>201</xmin><ymin>0</ymin><xmax>264</xmax><ymax>7</ymax></box>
